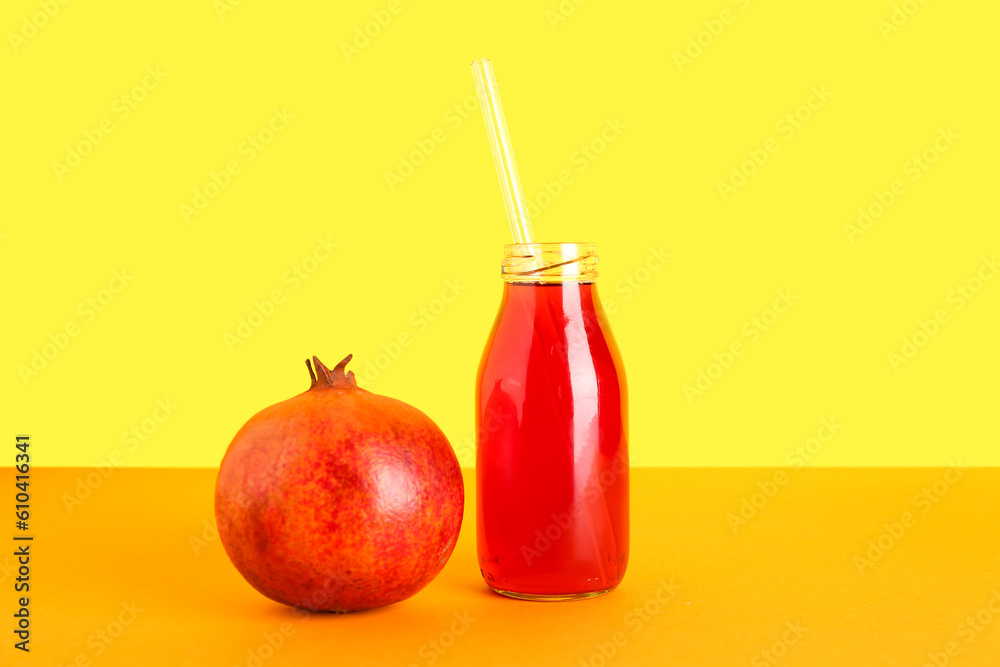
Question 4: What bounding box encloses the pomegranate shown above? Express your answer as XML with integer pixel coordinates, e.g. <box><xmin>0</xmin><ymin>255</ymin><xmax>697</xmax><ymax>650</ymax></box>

<box><xmin>215</xmin><ymin>355</ymin><xmax>464</xmax><ymax>612</ymax></box>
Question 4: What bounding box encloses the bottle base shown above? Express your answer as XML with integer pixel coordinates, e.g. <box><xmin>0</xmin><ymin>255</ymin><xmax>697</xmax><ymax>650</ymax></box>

<box><xmin>489</xmin><ymin>586</ymin><xmax>616</xmax><ymax>602</ymax></box>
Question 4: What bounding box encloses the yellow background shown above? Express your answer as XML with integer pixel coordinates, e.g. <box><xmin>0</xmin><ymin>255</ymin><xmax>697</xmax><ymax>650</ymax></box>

<box><xmin>2</xmin><ymin>0</ymin><xmax>997</xmax><ymax>468</ymax></box>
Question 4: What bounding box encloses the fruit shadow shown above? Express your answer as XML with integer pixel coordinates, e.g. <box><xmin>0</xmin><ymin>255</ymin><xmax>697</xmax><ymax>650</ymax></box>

<box><xmin>269</xmin><ymin>581</ymin><xmax>499</xmax><ymax>621</ymax></box>
<box><xmin>272</xmin><ymin>602</ymin><xmax>396</xmax><ymax>619</ymax></box>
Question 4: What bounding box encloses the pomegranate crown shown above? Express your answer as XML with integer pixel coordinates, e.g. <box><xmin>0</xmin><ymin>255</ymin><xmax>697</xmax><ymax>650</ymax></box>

<box><xmin>306</xmin><ymin>355</ymin><xmax>358</xmax><ymax>390</ymax></box>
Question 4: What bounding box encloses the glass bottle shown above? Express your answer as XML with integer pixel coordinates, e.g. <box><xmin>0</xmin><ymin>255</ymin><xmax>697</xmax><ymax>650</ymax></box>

<box><xmin>476</xmin><ymin>242</ymin><xmax>629</xmax><ymax>600</ymax></box>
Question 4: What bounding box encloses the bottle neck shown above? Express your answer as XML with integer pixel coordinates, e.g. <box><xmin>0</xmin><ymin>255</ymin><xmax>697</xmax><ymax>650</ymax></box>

<box><xmin>501</xmin><ymin>243</ymin><xmax>598</xmax><ymax>284</ymax></box>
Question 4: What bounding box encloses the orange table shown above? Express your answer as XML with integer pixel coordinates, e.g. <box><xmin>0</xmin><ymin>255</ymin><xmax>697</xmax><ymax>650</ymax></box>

<box><xmin>5</xmin><ymin>467</ymin><xmax>999</xmax><ymax>666</ymax></box>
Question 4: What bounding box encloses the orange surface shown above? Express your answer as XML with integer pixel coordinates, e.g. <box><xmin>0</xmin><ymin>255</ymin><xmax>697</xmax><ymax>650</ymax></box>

<box><xmin>5</xmin><ymin>467</ymin><xmax>1000</xmax><ymax>666</ymax></box>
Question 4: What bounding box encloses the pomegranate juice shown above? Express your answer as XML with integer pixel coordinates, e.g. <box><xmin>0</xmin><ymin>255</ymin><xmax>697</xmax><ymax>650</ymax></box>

<box><xmin>476</xmin><ymin>281</ymin><xmax>628</xmax><ymax>598</ymax></box>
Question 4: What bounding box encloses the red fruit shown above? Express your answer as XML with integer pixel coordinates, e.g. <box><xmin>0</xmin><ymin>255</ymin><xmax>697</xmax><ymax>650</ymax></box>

<box><xmin>215</xmin><ymin>355</ymin><xmax>464</xmax><ymax>612</ymax></box>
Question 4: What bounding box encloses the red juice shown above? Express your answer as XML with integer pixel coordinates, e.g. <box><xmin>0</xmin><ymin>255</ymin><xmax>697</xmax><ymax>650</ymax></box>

<box><xmin>476</xmin><ymin>279</ymin><xmax>628</xmax><ymax>599</ymax></box>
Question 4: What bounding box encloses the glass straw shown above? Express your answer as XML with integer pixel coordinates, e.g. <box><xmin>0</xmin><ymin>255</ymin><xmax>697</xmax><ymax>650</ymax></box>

<box><xmin>471</xmin><ymin>59</ymin><xmax>535</xmax><ymax>245</ymax></box>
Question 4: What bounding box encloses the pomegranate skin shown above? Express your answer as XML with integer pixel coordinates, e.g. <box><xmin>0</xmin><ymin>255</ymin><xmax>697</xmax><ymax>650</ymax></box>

<box><xmin>215</xmin><ymin>356</ymin><xmax>464</xmax><ymax>612</ymax></box>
